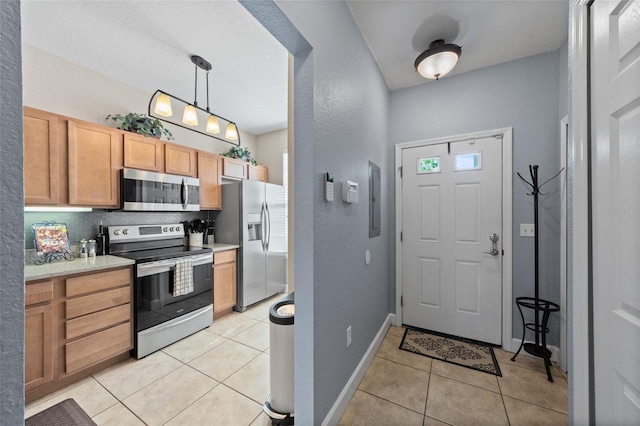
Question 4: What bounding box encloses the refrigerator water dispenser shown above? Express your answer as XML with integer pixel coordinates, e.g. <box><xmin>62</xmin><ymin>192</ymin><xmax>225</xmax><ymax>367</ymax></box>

<box><xmin>247</xmin><ymin>223</ymin><xmax>262</xmax><ymax>241</ymax></box>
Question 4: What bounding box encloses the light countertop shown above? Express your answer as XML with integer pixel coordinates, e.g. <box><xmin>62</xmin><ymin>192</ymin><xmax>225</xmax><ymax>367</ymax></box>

<box><xmin>201</xmin><ymin>243</ymin><xmax>240</xmax><ymax>253</ymax></box>
<box><xmin>25</xmin><ymin>244</ymin><xmax>238</xmax><ymax>282</ymax></box>
<box><xmin>25</xmin><ymin>255</ymin><xmax>135</xmax><ymax>282</ymax></box>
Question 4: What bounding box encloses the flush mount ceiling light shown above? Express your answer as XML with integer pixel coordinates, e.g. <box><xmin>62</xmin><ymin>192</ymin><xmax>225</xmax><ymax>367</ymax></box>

<box><xmin>415</xmin><ymin>39</ymin><xmax>462</xmax><ymax>80</ymax></box>
<box><xmin>149</xmin><ymin>55</ymin><xmax>240</xmax><ymax>145</ymax></box>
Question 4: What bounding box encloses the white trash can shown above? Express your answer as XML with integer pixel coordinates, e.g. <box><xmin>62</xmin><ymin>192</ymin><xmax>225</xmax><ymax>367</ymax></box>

<box><xmin>263</xmin><ymin>293</ymin><xmax>294</xmax><ymax>425</ymax></box>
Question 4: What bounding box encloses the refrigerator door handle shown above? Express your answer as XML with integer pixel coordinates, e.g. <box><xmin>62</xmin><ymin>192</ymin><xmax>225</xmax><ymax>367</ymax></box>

<box><xmin>260</xmin><ymin>202</ymin><xmax>267</xmax><ymax>252</ymax></box>
<box><xmin>265</xmin><ymin>201</ymin><xmax>272</xmax><ymax>251</ymax></box>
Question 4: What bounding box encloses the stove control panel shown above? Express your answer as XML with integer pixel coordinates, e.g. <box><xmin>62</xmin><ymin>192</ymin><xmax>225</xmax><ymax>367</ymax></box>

<box><xmin>107</xmin><ymin>223</ymin><xmax>186</xmax><ymax>242</ymax></box>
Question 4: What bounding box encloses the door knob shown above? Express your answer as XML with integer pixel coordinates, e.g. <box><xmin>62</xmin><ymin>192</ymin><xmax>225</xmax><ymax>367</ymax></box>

<box><xmin>483</xmin><ymin>233</ymin><xmax>500</xmax><ymax>256</ymax></box>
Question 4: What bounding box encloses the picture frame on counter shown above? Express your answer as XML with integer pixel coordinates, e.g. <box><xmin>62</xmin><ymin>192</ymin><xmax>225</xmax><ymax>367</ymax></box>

<box><xmin>32</xmin><ymin>221</ymin><xmax>75</xmax><ymax>264</ymax></box>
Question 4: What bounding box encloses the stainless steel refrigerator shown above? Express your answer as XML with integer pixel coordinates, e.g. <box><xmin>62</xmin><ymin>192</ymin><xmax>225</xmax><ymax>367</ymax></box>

<box><xmin>215</xmin><ymin>180</ymin><xmax>287</xmax><ymax>311</ymax></box>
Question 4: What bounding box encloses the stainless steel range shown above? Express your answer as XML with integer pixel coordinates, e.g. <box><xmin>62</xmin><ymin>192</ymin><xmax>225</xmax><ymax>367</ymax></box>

<box><xmin>107</xmin><ymin>223</ymin><xmax>213</xmax><ymax>358</ymax></box>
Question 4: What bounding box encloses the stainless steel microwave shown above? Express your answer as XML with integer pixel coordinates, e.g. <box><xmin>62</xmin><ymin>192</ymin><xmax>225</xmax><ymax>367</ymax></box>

<box><xmin>121</xmin><ymin>168</ymin><xmax>200</xmax><ymax>211</ymax></box>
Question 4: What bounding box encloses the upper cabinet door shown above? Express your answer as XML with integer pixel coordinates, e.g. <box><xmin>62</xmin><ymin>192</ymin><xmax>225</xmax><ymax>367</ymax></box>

<box><xmin>24</xmin><ymin>107</ymin><xmax>60</xmax><ymax>205</ymax></box>
<box><xmin>68</xmin><ymin>120</ymin><xmax>122</xmax><ymax>207</ymax></box>
<box><xmin>222</xmin><ymin>157</ymin><xmax>248</xmax><ymax>180</ymax></box>
<box><xmin>248</xmin><ymin>165</ymin><xmax>268</xmax><ymax>182</ymax></box>
<box><xmin>198</xmin><ymin>152</ymin><xmax>222</xmax><ymax>210</ymax></box>
<box><xmin>165</xmin><ymin>143</ymin><xmax>196</xmax><ymax>177</ymax></box>
<box><xmin>123</xmin><ymin>133</ymin><xmax>165</xmax><ymax>172</ymax></box>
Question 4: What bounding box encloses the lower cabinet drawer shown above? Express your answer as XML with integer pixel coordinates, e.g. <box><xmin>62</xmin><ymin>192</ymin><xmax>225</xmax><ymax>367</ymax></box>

<box><xmin>65</xmin><ymin>322</ymin><xmax>132</xmax><ymax>374</ymax></box>
<box><xmin>214</xmin><ymin>249</ymin><xmax>236</xmax><ymax>264</ymax></box>
<box><xmin>66</xmin><ymin>268</ymin><xmax>131</xmax><ymax>297</ymax></box>
<box><xmin>65</xmin><ymin>286</ymin><xmax>130</xmax><ymax>320</ymax></box>
<box><xmin>26</xmin><ymin>280</ymin><xmax>54</xmax><ymax>306</ymax></box>
<box><xmin>65</xmin><ymin>304</ymin><xmax>131</xmax><ymax>340</ymax></box>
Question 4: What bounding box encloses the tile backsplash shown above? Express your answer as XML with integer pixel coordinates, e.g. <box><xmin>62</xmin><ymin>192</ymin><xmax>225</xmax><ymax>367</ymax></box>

<box><xmin>24</xmin><ymin>210</ymin><xmax>218</xmax><ymax>249</ymax></box>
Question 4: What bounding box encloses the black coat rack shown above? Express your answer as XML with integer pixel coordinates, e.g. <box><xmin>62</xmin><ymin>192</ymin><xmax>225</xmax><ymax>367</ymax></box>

<box><xmin>511</xmin><ymin>165</ymin><xmax>563</xmax><ymax>382</ymax></box>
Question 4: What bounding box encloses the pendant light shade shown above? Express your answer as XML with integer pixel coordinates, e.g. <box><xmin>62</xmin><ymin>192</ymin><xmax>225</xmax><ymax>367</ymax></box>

<box><xmin>182</xmin><ymin>105</ymin><xmax>198</xmax><ymax>126</ymax></box>
<box><xmin>153</xmin><ymin>93</ymin><xmax>173</xmax><ymax>117</ymax></box>
<box><xmin>225</xmin><ymin>123</ymin><xmax>238</xmax><ymax>141</ymax></box>
<box><xmin>148</xmin><ymin>55</ymin><xmax>241</xmax><ymax>145</ymax></box>
<box><xmin>206</xmin><ymin>115</ymin><xmax>220</xmax><ymax>134</ymax></box>
<box><xmin>415</xmin><ymin>39</ymin><xmax>462</xmax><ymax>80</ymax></box>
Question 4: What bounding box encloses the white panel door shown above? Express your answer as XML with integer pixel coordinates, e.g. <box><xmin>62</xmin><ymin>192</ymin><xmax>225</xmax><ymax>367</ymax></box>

<box><xmin>592</xmin><ymin>0</ymin><xmax>640</xmax><ymax>423</ymax></box>
<box><xmin>402</xmin><ymin>137</ymin><xmax>502</xmax><ymax>344</ymax></box>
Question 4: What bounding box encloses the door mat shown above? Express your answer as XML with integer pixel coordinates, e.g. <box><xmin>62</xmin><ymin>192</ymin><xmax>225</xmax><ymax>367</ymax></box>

<box><xmin>399</xmin><ymin>327</ymin><xmax>502</xmax><ymax>376</ymax></box>
<box><xmin>25</xmin><ymin>398</ymin><xmax>96</xmax><ymax>426</ymax></box>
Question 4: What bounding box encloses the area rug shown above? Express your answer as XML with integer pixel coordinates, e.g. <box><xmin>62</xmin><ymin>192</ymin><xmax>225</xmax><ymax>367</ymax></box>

<box><xmin>399</xmin><ymin>327</ymin><xmax>502</xmax><ymax>376</ymax></box>
<box><xmin>25</xmin><ymin>398</ymin><xmax>96</xmax><ymax>426</ymax></box>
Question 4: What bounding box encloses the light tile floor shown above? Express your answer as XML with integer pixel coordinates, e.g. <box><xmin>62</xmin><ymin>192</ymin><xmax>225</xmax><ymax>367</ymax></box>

<box><xmin>25</xmin><ymin>295</ymin><xmax>280</xmax><ymax>426</ymax></box>
<box><xmin>26</xmin><ymin>306</ymin><xmax>568</xmax><ymax>426</ymax></box>
<box><xmin>339</xmin><ymin>326</ymin><xmax>569</xmax><ymax>426</ymax></box>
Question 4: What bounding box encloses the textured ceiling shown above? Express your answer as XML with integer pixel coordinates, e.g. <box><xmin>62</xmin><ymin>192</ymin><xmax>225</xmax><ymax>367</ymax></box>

<box><xmin>347</xmin><ymin>0</ymin><xmax>570</xmax><ymax>90</ymax></box>
<box><xmin>21</xmin><ymin>1</ymin><xmax>570</xmax><ymax>134</ymax></box>
<box><xmin>21</xmin><ymin>0</ymin><xmax>289</xmax><ymax>135</ymax></box>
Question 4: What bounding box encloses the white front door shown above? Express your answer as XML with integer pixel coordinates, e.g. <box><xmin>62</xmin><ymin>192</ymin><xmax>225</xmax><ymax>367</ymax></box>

<box><xmin>592</xmin><ymin>0</ymin><xmax>640</xmax><ymax>423</ymax></box>
<box><xmin>401</xmin><ymin>136</ymin><xmax>502</xmax><ymax>344</ymax></box>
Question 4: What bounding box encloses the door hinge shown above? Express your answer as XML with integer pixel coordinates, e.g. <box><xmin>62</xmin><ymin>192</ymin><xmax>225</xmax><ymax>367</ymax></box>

<box><xmin>398</xmin><ymin>166</ymin><xmax>403</xmax><ymax>178</ymax></box>
<box><xmin>401</xmin><ymin>295</ymin><xmax>403</xmax><ymax>307</ymax></box>
<box><xmin>400</xmin><ymin>231</ymin><xmax>403</xmax><ymax>242</ymax></box>
<box><xmin>502</xmin><ymin>249</ymin><xmax>504</xmax><ymax>256</ymax></box>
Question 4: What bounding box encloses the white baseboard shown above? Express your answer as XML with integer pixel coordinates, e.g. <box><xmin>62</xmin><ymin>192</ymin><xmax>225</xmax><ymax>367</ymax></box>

<box><xmin>321</xmin><ymin>313</ymin><xmax>395</xmax><ymax>426</ymax></box>
<box><xmin>510</xmin><ymin>338</ymin><xmax>560</xmax><ymax>363</ymax></box>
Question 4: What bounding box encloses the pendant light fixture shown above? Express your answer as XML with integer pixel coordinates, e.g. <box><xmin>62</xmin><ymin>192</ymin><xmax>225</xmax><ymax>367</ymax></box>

<box><xmin>415</xmin><ymin>39</ymin><xmax>462</xmax><ymax>80</ymax></box>
<box><xmin>149</xmin><ymin>54</ymin><xmax>240</xmax><ymax>145</ymax></box>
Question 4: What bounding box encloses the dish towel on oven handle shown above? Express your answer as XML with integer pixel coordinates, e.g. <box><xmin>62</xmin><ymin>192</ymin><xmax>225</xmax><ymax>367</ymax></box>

<box><xmin>173</xmin><ymin>257</ymin><xmax>194</xmax><ymax>296</ymax></box>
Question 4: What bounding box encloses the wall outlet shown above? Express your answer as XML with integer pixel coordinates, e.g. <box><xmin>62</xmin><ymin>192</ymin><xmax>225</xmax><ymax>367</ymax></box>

<box><xmin>347</xmin><ymin>325</ymin><xmax>352</xmax><ymax>348</ymax></box>
<box><xmin>520</xmin><ymin>223</ymin><xmax>535</xmax><ymax>237</ymax></box>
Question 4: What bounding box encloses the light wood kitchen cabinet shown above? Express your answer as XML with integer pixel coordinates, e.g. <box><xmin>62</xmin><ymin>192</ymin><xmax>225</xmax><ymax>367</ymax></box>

<box><xmin>198</xmin><ymin>151</ymin><xmax>222</xmax><ymax>210</ymax></box>
<box><xmin>23</xmin><ymin>107</ymin><xmax>61</xmax><ymax>205</ymax></box>
<box><xmin>213</xmin><ymin>250</ymin><xmax>237</xmax><ymax>319</ymax></box>
<box><xmin>123</xmin><ymin>133</ymin><xmax>165</xmax><ymax>172</ymax></box>
<box><xmin>222</xmin><ymin>157</ymin><xmax>248</xmax><ymax>180</ymax></box>
<box><xmin>25</xmin><ymin>267</ymin><xmax>133</xmax><ymax>403</ymax></box>
<box><xmin>165</xmin><ymin>143</ymin><xmax>196</xmax><ymax>176</ymax></box>
<box><xmin>248</xmin><ymin>164</ymin><xmax>269</xmax><ymax>182</ymax></box>
<box><xmin>67</xmin><ymin>119</ymin><xmax>122</xmax><ymax>207</ymax></box>
<box><xmin>25</xmin><ymin>280</ymin><xmax>54</xmax><ymax>392</ymax></box>
<box><xmin>63</xmin><ymin>268</ymin><xmax>132</xmax><ymax>375</ymax></box>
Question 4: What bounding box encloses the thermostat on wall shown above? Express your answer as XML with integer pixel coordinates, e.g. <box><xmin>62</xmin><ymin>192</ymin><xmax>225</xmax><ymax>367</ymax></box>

<box><xmin>342</xmin><ymin>180</ymin><xmax>359</xmax><ymax>203</ymax></box>
<box><xmin>325</xmin><ymin>172</ymin><xmax>334</xmax><ymax>202</ymax></box>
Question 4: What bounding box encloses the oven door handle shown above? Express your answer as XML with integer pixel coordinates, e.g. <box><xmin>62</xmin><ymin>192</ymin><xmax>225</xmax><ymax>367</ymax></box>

<box><xmin>137</xmin><ymin>261</ymin><xmax>174</xmax><ymax>277</ymax></box>
<box><xmin>136</xmin><ymin>253</ymin><xmax>213</xmax><ymax>277</ymax></box>
<box><xmin>181</xmin><ymin>178</ymin><xmax>188</xmax><ymax>210</ymax></box>
<box><xmin>191</xmin><ymin>253</ymin><xmax>213</xmax><ymax>266</ymax></box>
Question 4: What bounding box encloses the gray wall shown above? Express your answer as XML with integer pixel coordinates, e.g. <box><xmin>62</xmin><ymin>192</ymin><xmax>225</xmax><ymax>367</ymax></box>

<box><xmin>248</xmin><ymin>1</ymin><xmax>391</xmax><ymax>423</ymax></box>
<box><xmin>390</xmin><ymin>49</ymin><xmax>564</xmax><ymax>346</ymax></box>
<box><xmin>0</xmin><ymin>0</ymin><xmax>25</xmax><ymax>423</ymax></box>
